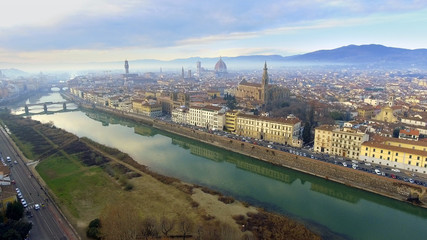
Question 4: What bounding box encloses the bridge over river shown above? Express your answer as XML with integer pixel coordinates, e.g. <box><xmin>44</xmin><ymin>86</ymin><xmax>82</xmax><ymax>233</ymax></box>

<box><xmin>23</xmin><ymin>101</ymin><xmax>77</xmax><ymax>115</ymax></box>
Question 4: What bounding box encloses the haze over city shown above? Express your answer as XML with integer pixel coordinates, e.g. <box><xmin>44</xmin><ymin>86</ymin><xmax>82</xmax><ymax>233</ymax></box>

<box><xmin>1</xmin><ymin>0</ymin><xmax>427</xmax><ymax>71</ymax></box>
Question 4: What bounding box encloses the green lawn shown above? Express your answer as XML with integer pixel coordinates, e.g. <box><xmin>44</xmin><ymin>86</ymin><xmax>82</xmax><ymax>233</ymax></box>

<box><xmin>36</xmin><ymin>152</ymin><xmax>120</xmax><ymax>220</ymax></box>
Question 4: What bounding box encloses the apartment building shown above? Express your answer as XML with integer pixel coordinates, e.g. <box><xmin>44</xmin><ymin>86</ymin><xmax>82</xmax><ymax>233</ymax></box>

<box><xmin>314</xmin><ymin>125</ymin><xmax>369</xmax><ymax>159</ymax></box>
<box><xmin>360</xmin><ymin>137</ymin><xmax>427</xmax><ymax>173</ymax></box>
<box><xmin>236</xmin><ymin>114</ymin><xmax>302</xmax><ymax>147</ymax></box>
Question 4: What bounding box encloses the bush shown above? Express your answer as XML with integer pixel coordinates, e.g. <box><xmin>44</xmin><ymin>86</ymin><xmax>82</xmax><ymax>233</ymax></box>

<box><xmin>87</xmin><ymin>218</ymin><xmax>101</xmax><ymax>239</ymax></box>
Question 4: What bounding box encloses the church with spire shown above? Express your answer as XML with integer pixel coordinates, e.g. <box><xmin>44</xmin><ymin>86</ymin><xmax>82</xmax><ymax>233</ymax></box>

<box><xmin>235</xmin><ymin>62</ymin><xmax>288</xmax><ymax>104</ymax></box>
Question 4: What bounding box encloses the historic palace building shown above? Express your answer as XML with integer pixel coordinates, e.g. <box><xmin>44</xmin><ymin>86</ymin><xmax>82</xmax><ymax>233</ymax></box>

<box><xmin>236</xmin><ymin>113</ymin><xmax>302</xmax><ymax>147</ymax></box>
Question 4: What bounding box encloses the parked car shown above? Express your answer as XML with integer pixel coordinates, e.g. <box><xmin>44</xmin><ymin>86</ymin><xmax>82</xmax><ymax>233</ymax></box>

<box><xmin>391</xmin><ymin>168</ymin><xmax>400</xmax><ymax>172</ymax></box>
<box><xmin>374</xmin><ymin>169</ymin><xmax>381</xmax><ymax>175</ymax></box>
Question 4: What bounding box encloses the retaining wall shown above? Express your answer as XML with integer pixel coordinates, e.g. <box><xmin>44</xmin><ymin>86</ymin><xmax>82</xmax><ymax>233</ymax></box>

<box><xmin>152</xmin><ymin>120</ymin><xmax>427</xmax><ymax>207</ymax></box>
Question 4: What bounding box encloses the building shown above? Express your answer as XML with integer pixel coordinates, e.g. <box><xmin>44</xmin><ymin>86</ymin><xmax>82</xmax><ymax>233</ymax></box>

<box><xmin>314</xmin><ymin>125</ymin><xmax>369</xmax><ymax>159</ymax></box>
<box><xmin>236</xmin><ymin>114</ymin><xmax>302</xmax><ymax>147</ymax></box>
<box><xmin>225</xmin><ymin>110</ymin><xmax>239</xmax><ymax>132</ymax></box>
<box><xmin>360</xmin><ymin>137</ymin><xmax>427</xmax><ymax>173</ymax></box>
<box><xmin>171</xmin><ymin>106</ymin><xmax>188</xmax><ymax>124</ymax></box>
<box><xmin>187</xmin><ymin>105</ymin><xmax>226</xmax><ymax>130</ymax></box>
<box><xmin>235</xmin><ymin>62</ymin><xmax>289</xmax><ymax>104</ymax></box>
<box><xmin>132</xmin><ymin>100</ymin><xmax>162</xmax><ymax>117</ymax></box>
<box><xmin>124</xmin><ymin>59</ymin><xmax>129</xmax><ymax>74</ymax></box>
<box><xmin>357</xmin><ymin>106</ymin><xmax>375</xmax><ymax>119</ymax></box>
<box><xmin>331</xmin><ymin>127</ymin><xmax>369</xmax><ymax>159</ymax></box>
<box><xmin>313</xmin><ymin>125</ymin><xmax>336</xmax><ymax>154</ymax></box>
<box><xmin>399</xmin><ymin>129</ymin><xmax>420</xmax><ymax>141</ymax></box>
<box><xmin>214</xmin><ymin>57</ymin><xmax>227</xmax><ymax>77</ymax></box>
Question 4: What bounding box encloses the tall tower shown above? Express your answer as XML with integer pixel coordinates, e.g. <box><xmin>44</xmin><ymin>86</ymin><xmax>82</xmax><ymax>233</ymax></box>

<box><xmin>124</xmin><ymin>60</ymin><xmax>129</xmax><ymax>74</ymax></box>
<box><xmin>181</xmin><ymin>67</ymin><xmax>185</xmax><ymax>79</ymax></box>
<box><xmin>261</xmin><ymin>62</ymin><xmax>269</xmax><ymax>104</ymax></box>
<box><xmin>196</xmin><ymin>61</ymin><xmax>201</xmax><ymax>76</ymax></box>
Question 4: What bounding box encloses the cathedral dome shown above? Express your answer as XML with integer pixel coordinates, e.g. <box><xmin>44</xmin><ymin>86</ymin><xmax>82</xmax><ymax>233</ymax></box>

<box><xmin>214</xmin><ymin>57</ymin><xmax>227</xmax><ymax>73</ymax></box>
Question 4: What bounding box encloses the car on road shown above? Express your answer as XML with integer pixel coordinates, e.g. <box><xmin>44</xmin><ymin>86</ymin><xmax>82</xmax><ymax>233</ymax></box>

<box><xmin>34</xmin><ymin>204</ymin><xmax>40</xmax><ymax>210</ymax></box>
<box><xmin>391</xmin><ymin>168</ymin><xmax>400</xmax><ymax>172</ymax></box>
<box><xmin>374</xmin><ymin>169</ymin><xmax>381</xmax><ymax>175</ymax></box>
<box><xmin>365</xmin><ymin>162</ymin><xmax>371</xmax><ymax>166</ymax></box>
<box><xmin>6</xmin><ymin>156</ymin><xmax>11</xmax><ymax>162</ymax></box>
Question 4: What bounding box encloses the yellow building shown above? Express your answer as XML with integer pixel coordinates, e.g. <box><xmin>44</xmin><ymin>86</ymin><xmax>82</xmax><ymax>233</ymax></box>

<box><xmin>132</xmin><ymin>100</ymin><xmax>162</xmax><ymax>117</ymax></box>
<box><xmin>314</xmin><ymin>125</ymin><xmax>369</xmax><ymax>159</ymax></box>
<box><xmin>314</xmin><ymin>125</ymin><xmax>336</xmax><ymax>154</ymax></box>
<box><xmin>331</xmin><ymin>127</ymin><xmax>369</xmax><ymax>159</ymax></box>
<box><xmin>360</xmin><ymin>137</ymin><xmax>427</xmax><ymax>173</ymax></box>
<box><xmin>207</xmin><ymin>90</ymin><xmax>221</xmax><ymax>99</ymax></box>
<box><xmin>357</xmin><ymin>106</ymin><xmax>375</xmax><ymax>119</ymax></box>
<box><xmin>236</xmin><ymin>114</ymin><xmax>302</xmax><ymax>147</ymax></box>
<box><xmin>225</xmin><ymin>110</ymin><xmax>239</xmax><ymax>132</ymax></box>
<box><xmin>373</xmin><ymin>106</ymin><xmax>398</xmax><ymax>123</ymax></box>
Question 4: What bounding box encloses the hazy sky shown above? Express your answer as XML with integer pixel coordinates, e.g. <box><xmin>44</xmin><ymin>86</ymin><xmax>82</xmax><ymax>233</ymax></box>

<box><xmin>1</xmin><ymin>0</ymin><xmax>427</xmax><ymax>71</ymax></box>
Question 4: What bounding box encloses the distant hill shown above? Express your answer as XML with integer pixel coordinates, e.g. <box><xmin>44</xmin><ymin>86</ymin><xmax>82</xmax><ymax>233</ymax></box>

<box><xmin>0</xmin><ymin>68</ymin><xmax>29</xmax><ymax>78</ymax></box>
<box><xmin>124</xmin><ymin>44</ymin><xmax>427</xmax><ymax>71</ymax></box>
<box><xmin>283</xmin><ymin>44</ymin><xmax>427</xmax><ymax>68</ymax></box>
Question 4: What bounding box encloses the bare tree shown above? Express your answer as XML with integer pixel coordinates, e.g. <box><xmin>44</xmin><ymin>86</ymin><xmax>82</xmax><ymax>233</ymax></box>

<box><xmin>160</xmin><ymin>215</ymin><xmax>175</xmax><ymax>237</ymax></box>
<box><xmin>178</xmin><ymin>215</ymin><xmax>194</xmax><ymax>240</ymax></box>
<box><xmin>100</xmin><ymin>202</ymin><xmax>141</xmax><ymax>240</ymax></box>
<box><xmin>141</xmin><ymin>216</ymin><xmax>159</xmax><ymax>240</ymax></box>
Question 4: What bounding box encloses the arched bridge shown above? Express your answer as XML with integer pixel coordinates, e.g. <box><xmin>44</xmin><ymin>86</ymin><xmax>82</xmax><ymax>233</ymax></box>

<box><xmin>24</xmin><ymin>101</ymin><xmax>74</xmax><ymax>114</ymax></box>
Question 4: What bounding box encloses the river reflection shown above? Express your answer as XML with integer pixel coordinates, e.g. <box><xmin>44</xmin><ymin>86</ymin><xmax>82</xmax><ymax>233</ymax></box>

<box><xmin>17</xmin><ymin>94</ymin><xmax>427</xmax><ymax>240</ymax></box>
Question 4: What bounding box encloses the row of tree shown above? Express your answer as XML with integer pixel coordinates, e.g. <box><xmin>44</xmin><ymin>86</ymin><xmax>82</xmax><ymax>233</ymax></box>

<box><xmin>88</xmin><ymin>201</ymin><xmax>251</xmax><ymax>240</ymax></box>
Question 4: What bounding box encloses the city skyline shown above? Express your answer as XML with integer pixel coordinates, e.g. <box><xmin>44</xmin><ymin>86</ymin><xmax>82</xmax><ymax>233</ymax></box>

<box><xmin>1</xmin><ymin>0</ymin><xmax>427</xmax><ymax>71</ymax></box>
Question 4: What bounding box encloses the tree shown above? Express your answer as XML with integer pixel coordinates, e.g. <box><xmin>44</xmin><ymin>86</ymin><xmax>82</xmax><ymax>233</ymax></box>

<box><xmin>302</xmin><ymin>122</ymin><xmax>312</xmax><ymax>145</ymax></box>
<box><xmin>5</xmin><ymin>201</ymin><xmax>24</xmax><ymax>221</ymax></box>
<box><xmin>100</xmin><ymin>202</ymin><xmax>141</xmax><ymax>240</ymax></box>
<box><xmin>141</xmin><ymin>217</ymin><xmax>158</xmax><ymax>240</ymax></box>
<box><xmin>178</xmin><ymin>215</ymin><xmax>193</xmax><ymax>240</ymax></box>
<box><xmin>87</xmin><ymin>218</ymin><xmax>101</xmax><ymax>240</ymax></box>
<box><xmin>160</xmin><ymin>216</ymin><xmax>175</xmax><ymax>237</ymax></box>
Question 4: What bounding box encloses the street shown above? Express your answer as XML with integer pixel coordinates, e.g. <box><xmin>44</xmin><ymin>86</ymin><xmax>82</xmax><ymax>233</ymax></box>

<box><xmin>0</xmin><ymin>127</ymin><xmax>79</xmax><ymax>240</ymax></box>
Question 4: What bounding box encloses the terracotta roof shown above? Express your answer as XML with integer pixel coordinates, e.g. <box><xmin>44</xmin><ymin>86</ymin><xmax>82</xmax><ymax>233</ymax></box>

<box><xmin>399</xmin><ymin>129</ymin><xmax>420</xmax><ymax>136</ymax></box>
<box><xmin>237</xmin><ymin>113</ymin><xmax>301</xmax><ymax>125</ymax></box>
<box><xmin>315</xmin><ymin>125</ymin><xmax>336</xmax><ymax>131</ymax></box>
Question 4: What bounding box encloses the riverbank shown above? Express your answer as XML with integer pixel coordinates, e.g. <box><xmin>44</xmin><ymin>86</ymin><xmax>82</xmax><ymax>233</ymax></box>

<box><xmin>67</xmin><ymin>93</ymin><xmax>427</xmax><ymax>208</ymax></box>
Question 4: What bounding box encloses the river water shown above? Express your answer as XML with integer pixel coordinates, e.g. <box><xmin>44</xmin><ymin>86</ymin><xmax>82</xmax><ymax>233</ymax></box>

<box><xmin>12</xmin><ymin>92</ymin><xmax>427</xmax><ymax>240</ymax></box>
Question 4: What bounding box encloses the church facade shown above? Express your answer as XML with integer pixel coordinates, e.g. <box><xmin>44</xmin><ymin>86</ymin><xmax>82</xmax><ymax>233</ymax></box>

<box><xmin>235</xmin><ymin>62</ymin><xmax>288</xmax><ymax>104</ymax></box>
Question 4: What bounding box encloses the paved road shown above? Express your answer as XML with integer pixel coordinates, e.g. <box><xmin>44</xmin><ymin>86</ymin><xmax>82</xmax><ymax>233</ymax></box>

<box><xmin>0</xmin><ymin>128</ymin><xmax>79</xmax><ymax>240</ymax></box>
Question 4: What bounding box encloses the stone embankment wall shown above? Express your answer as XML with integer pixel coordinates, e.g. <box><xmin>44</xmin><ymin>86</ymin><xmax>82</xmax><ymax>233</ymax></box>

<box><xmin>153</xmin><ymin>120</ymin><xmax>427</xmax><ymax>207</ymax></box>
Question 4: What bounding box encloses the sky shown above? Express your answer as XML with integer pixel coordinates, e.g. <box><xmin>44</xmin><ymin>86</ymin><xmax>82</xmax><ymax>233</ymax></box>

<box><xmin>1</xmin><ymin>0</ymin><xmax>427</xmax><ymax>71</ymax></box>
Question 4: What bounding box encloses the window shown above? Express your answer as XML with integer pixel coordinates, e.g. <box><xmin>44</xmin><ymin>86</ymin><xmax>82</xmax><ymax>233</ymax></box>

<box><xmin>395</xmin><ymin>159</ymin><xmax>397</xmax><ymax>162</ymax></box>
<box><xmin>417</xmin><ymin>156</ymin><xmax>420</xmax><ymax>160</ymax></box>
<box><xmin>396</xmin><ymin>153</ymin><xmax>399</xmax><ymax>156</ymax></box>
<box><xmin>388</xmin><ymin>151</ymin><xmax>391</xmax><ymax>155</ymax></box>
<box><xmin>387</xmin><ymin>157</ymin><xmax>390</xmax><ymax>160</ymax></box>
<box><xmin>373</xmin><ymin>154</ymin><xmax>375</xmax><ymax>158</ymax></box>
<box><xmin>373</xmin><ymin>149</ymin><xmax>376</xmax><ymax>152</ymax></box>
<box><xmin>366</xmin><ymin>147</ymin><xmax>368</xmax><ymax>150</ymax></box>
<box><xmin>380</xmin><ymin>150</ymin><xmax>383</xmax><ymax>153</ymax></box>
<box><xmin>380</xmin><ymin>156</ymin><xmax>383</xmax><ymax>159</ymax></box>
<box><xmin>365</xmin><ymin>153</ymin><xmax>367</xmax><ymax>156</ymax></box>
<box><xmin>409</xmin><ymin>155</ymin><xmax>412</xmax><ymax>159</ymax></box>
<box><xmin>408</xmin><ymin>161</ymin><xmax>412</xmax><ymax>165</ymax></box>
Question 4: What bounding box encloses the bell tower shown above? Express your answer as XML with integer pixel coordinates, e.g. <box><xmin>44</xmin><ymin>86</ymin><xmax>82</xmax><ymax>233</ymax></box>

<box><xmin>261</xmin><ymin>62</ymin><xmax>269</xmax><ymax>103</ymax></box>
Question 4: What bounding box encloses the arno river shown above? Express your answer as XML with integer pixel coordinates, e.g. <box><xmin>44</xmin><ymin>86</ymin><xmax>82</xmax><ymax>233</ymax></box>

<box><xmin>12</xmin><ymin>92</ymin><xmax>427</xmax><ymax>240</ymax></box>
